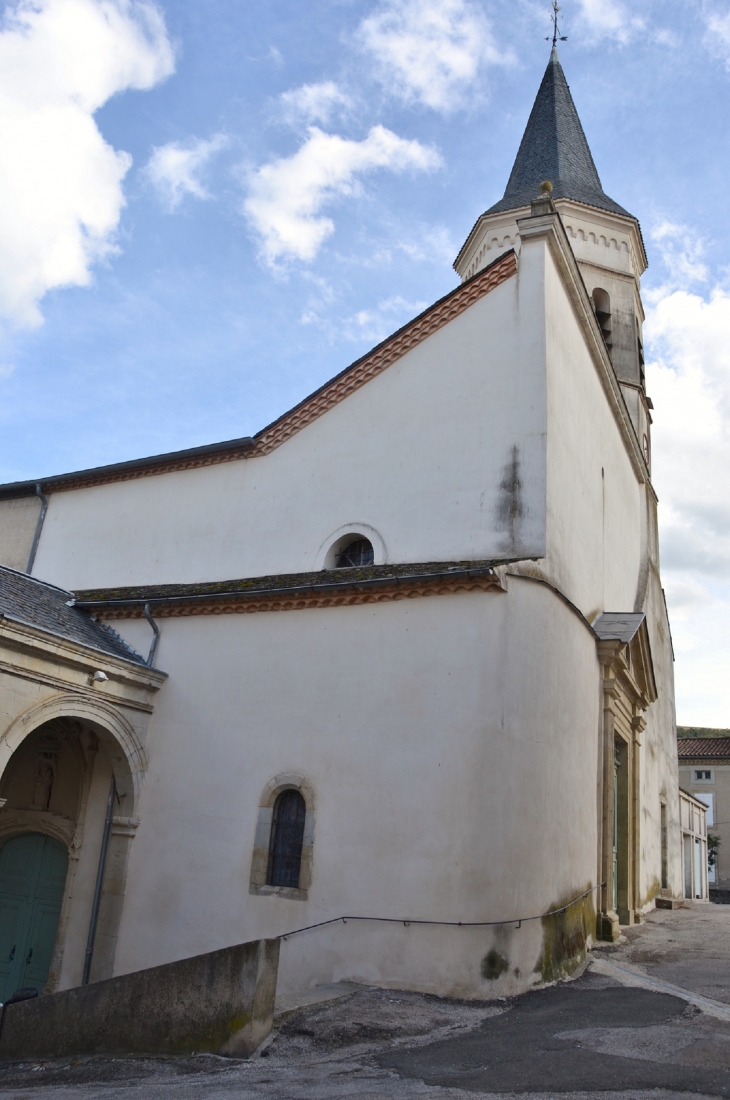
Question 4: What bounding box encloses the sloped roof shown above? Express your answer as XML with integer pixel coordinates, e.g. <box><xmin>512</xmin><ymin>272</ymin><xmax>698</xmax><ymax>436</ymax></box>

<box><xmin>485</xmin><ymin>49</ymin><xmax>632</xmax><ymax>219</ymax></box>
<box><xmin>0</xmin><ymin>251</ymin><xmax>517</xmax><ymax>497</ymax></box>
<box><xmin>71</xmin><ymin>560</ymin><xmax>505</xmax><ymax>618</ymax></box>
<box><xmin>0</xmin><ymin>566</ymin><xmax>145</xmax><ymax>664</ymax></box>
<box><xmin>592</xmin><ymin>612</ymin><xmax>644</xmax><ymax>643</ymax></box>
<box><xmin>678</xmin><ymin>738</ymin><xmax>730</xmax><ymax>760</ymax></box>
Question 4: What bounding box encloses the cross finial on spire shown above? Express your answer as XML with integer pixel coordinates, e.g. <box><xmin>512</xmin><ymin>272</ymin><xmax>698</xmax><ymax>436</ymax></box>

<box><xmin>546</xmin><ymin>1</ymin><xmax>568</xmax><ymax>48</ymax></box>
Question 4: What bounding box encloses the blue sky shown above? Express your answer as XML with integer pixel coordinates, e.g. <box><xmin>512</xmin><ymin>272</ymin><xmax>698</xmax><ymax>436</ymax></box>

<box><xmin>1</xmin><ymin>0</ymin><xmax>729</xmax><ymax>724</ymax></box>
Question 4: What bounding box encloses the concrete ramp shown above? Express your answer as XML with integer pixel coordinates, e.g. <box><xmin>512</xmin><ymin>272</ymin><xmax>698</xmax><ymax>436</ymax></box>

<box><xmin>0</xmin><ymin>937</ymin><xmax>279</xmax><ymax>1061</ymax></box>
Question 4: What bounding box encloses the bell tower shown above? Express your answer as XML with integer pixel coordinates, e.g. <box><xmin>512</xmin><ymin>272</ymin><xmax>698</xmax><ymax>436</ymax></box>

<box><xmin>455</xmin><ymin>49</ymin><xmax>651</xmax><ymax>466</ymax></box>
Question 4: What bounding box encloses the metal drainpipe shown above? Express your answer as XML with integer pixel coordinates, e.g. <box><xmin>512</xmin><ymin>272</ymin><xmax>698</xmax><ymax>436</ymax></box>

<box><xmin>25</xmin><ymin>484</ymin><xmax>48</xmax><ymax>574</ymax></box>
<box><xmin>82</xmin><ymin>776</ymin><xmax>116</xmax><ymax>986</ymax></box>
<box><xmin>143</xmin><ymin>603</ymin><xmax>160</xmax><ymax>668</ymax></box>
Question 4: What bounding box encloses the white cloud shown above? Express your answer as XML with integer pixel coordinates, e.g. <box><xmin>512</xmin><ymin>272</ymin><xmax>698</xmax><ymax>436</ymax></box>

<box><xmin>398</xmin><ymin>226</ymin><xmax>455</xmax><ymax>264</ymax></box>
<box><xmin>575</xmin><ymin>0</ymin><xmax>645</xmax><ymax>44</ymax></box>
<box><xmin>645</xmin><ymin>276</ymin><xmax>730</xmax><ymax>723</ymax></box>
<box><xmin>647</xmin><ymin>287</ymin><xmax>730</xmax><ymax>572</ymax></box>
<box><xmin>343</xmin><ymin>294</ymin><xmax>428</xmax><ymax>342</ymax></box>
<box><xmin>0</xmin><ymin>0</ymin><xmax>174</xmax><ymax>328</ymax></box>
<box><xmin>145</xmin><ymin>134</ymin><xmax>228</xmax><ymax>211</ymax></box>
<box><xmin>244</xmin><ymin>125</ymin><xmax>442</xmax><ymax>268</ymax></box>
<box><xmin>703</xmin><ymin>6</ymin><xmax>730</xmax><ymax>68</ymax></box>
<box><xmin>278</xmin><ymin>81</ymin><xmax>352</xmax><ymax>127</ymax></box>
<box><xmin>301</xmin><ymin>290</ymin><xmax>428</xmax><ymax>345</ymax></box>
<box><xmin>357</xmin><ymin>0</ymin><xmax>511</xmax><ymax>112</ymax></box>
<box><xmin>649</xmin><ymin>222</ymin><xmax>709</xmax><ymax>291</ymax></box>
<box><xmin>0</xmin><ymin>363</ymin><xmax>15</xmax><ymax>379</ymax></box>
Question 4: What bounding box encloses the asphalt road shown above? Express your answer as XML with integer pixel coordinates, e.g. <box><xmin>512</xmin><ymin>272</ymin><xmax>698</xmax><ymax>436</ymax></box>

<box><xmin>1</xmin><ymin>904</ymin><xmax>728</xmax><ymax>1099</ymax></box>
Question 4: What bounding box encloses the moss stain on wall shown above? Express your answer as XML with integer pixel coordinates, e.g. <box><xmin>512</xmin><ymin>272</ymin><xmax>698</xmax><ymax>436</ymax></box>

<box><xmin>534</xmin><ymin>886</ymin><xmax>595</xmax><ymax>983</ymax></box>
<box><xmin>481</xmin><ymin>949</ymin><xmax>510</xmax><ymax>981</ymax></box>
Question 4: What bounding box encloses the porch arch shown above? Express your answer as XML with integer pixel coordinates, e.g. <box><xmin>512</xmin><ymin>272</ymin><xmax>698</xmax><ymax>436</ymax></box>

<box><xmin>0</xmin><ymin>693</ymin><xmax>148</xmax><ymax>817</ymax></box>
<box><xmin>0</xmin><ymin>694</ymin><xmax>148</xmax><ymax>986</ymax></box>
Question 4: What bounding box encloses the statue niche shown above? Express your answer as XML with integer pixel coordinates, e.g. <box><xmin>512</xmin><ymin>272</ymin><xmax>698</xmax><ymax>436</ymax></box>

<box><xmin>0</xmin><ymin>722</ymin><xmax>84</xmax><ymax>824</ymax></box>
<box><xmin>32</xmin><ymin>738</ymin><xmax>60</xmax><ymax>811</ymax></box>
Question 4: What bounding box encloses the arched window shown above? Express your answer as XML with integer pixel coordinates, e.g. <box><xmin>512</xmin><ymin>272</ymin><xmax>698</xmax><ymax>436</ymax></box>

<box><xmin>636</xmin><ymin>315</ymin><xmax>645</xmax><ymax>386</ymax></box>
<box><xmin>267</xmin><ymin>789</ymin><xmax>306</xmax><ymax>888</ymax></box>
<box><xmin>336</xmin><ymin>537</ymin><xmax>374</xmax><ymax>568</ymax></box>
<box><xmin>592</xmin><ymin>288</ymin><xmax>612</xmax><ymax>350</ymax></box>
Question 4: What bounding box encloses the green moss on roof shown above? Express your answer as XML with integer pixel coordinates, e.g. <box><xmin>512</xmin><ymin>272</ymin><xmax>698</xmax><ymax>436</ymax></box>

<box><xmin>74</xmin><ymin>560</ymin><xmax>501</xmax><ymax>605</ymax></box>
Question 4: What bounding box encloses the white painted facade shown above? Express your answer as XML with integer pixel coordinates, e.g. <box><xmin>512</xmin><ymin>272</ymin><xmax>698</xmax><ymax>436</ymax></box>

<box><xmin>0</xmin><ymin>58</ymin><xmax>682</xmax><ymax>1001</ymax></box>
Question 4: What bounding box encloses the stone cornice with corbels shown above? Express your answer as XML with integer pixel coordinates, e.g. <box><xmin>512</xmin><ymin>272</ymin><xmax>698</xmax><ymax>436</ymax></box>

<box><xmin>597</xmin><ymin>638</ymin><xmax>651</xmax><ymax>713</ymax></box>
<box><xmin>0</xmin><ymin>615</ymin><xmax>166</xmax><ymax>714</ymax></box>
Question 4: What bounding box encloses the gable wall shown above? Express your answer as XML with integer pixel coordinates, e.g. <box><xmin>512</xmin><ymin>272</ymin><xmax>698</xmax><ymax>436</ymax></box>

<box><xmin>31</xmin><ymin>275</ymin><xmax>547</xmax><ymax>591</ymax></box>
<box><xmin>541</xmin><ymin>242</ymin><xmax>643</xmax><ymax>617</ymax></box>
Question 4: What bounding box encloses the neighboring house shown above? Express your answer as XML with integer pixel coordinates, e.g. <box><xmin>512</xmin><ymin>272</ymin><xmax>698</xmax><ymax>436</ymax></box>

<box><xmin>0</xmin><ymin>49</ymin><xmax>682</xmax><ymax>1004</ymax></box>
<box><xmin>678</xmin><ymin>727</ymin><xmax>730</xmax><ymax>893</ymax></box>
<box><xmin>678</xmin><ymin>789</ymin><xmax>709</xmax><ymax>901</ymax></box>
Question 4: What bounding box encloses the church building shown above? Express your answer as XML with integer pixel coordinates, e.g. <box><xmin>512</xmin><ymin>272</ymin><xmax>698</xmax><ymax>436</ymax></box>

<box><xmin>0</xmin><ymin>50</ymin><xmax>681</xmax><ymax>1003</ymax></box>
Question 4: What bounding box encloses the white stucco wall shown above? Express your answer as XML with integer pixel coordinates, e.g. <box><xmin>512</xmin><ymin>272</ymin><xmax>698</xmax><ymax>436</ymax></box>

<box><xmin>535</xmin><ymin>237</ymin><xmax>680</xmax><ymax>908</ymax></box>
<box><xmin>31</xmin><ymin>272</ymin><xmax>547</xmax><ymax>591</ymax></box>
<box><xmin>539</xmin><ymin>242</ymin><xmax>642</xmax><ymax>618</ymax></box>
<box><xmin>111</xmin><ymin>577</ymin><xmax>599</xmax><ymax>998</ymax></box>
<box><xmin>529</xmin><ymin>236</ymin><xmax>677</xmax><ymax>906</ymax></box>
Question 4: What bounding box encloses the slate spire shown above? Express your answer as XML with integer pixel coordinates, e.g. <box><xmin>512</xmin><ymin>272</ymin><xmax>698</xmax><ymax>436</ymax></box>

<box><xmin>486</xmin><ymin>49</ymin><xmax>631</xmax><ymax>218</ymax></box>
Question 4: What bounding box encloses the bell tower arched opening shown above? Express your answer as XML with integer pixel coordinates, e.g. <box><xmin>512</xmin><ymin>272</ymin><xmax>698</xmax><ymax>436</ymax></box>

<box><xmin>592</xmin><ymin>288</ymin><xmax>612</xmax><ymax>352</ymax></box>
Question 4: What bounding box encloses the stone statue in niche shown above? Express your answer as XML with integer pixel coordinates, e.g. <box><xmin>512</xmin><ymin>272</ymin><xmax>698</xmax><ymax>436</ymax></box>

<box><xmin>32</xmin><ymin>737</ymin><xmax>60</xmax><ymax>811</ymax></box>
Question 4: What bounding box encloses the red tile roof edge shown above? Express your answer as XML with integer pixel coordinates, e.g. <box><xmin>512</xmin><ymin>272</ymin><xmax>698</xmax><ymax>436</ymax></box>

<box><xmin>677</xmin><ymin>737</ymin><xmax>730</xmax><ymax>759</ymax></box>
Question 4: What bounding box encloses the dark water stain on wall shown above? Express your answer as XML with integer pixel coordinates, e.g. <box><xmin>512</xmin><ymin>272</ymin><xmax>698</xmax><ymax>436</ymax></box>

<box><xmin>496</xmin><ymin>445</ymin><xmax>525</xmax><ymax>551</ymax></box>
<box><xmin>481</xmin><ymin>948</ymin><xmax>510</xmax><ymax>981</ymax></box>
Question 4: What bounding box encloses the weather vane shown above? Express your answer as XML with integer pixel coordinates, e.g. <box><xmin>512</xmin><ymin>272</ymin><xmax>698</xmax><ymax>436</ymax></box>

<box><xmin>546</xmin><ymin>1</ymin><xmax>568</xmax><ymax>47</ymax></box>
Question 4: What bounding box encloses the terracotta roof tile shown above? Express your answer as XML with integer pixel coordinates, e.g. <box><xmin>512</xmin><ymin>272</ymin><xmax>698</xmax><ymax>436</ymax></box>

<box><xmin>677</xmin><ymin>738</ymin><xmax>730</xmax><ymax>759</ymax></box>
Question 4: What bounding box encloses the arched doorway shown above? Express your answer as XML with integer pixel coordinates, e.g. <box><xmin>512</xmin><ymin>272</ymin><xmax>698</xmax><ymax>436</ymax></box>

<box><xmin>0</xmin><ymin>623</ymin><xmax>161</xmax><ymax>989</ymax></box>
<box><xmin>0</xmin><ymin>834</ymin><xmax>68</xmax><ymax>1001</ymax></box>
<box><xmin>0</xmin><ymin>712</ymin><xmax>131</xmax><ymax>992</ymax></box>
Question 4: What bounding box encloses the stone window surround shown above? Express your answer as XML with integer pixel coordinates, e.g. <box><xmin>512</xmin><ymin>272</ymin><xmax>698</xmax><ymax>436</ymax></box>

<box><xmin>249</xmin><ymin>773</ymin><xmax>315</xmax><ymax>901</ymax></box>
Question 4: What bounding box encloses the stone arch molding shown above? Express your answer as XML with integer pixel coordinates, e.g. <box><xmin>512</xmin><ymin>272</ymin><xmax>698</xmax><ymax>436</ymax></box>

<box><xmin>315</xmin><ymin>522</ymin><xmax>387</xmax><ymax>571</ymax></box>
<box><xmin>258</xmin><ymin>772</ymin><xmax>316</xmax><ymax>810</ymax></box>
<box><xmin>250</xmin><ymin>772</ymin><xmax>316</xmax><ymax>900</ymax></box>
<box><xmin>0</xmin><ymin>693</ymin><xmax>148</xmax><ymax>817</ymax></box>
<box><xmin>0</xmin><ymin>811</ymin><xmax>75</xmax><ymax>850</ymax></box>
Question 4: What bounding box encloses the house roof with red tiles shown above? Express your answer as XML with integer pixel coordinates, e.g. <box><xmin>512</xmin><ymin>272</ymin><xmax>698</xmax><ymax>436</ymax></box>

<box><xmin>677</xmin><ymin>737</ymin><xmax>730</xmax><ymax>760</ymax></box>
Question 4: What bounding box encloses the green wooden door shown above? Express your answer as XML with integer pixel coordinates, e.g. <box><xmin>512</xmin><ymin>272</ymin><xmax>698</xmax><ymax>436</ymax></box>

<box><xmin>0</xmin><ymin>834</ymin><xmax>68</xmax><ymax>1002</ymax></box>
